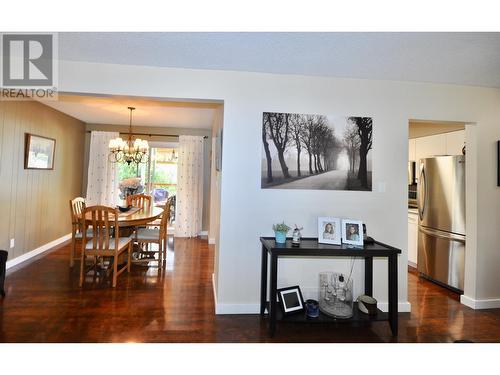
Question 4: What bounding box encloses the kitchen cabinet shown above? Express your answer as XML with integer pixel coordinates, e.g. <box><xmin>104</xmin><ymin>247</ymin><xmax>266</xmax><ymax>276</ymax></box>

<box><xmin>412</xmin><ymin>130</ymin><xmax>464</xmax><ymax>163</ymax></box>
<box><xmin>408</xmin><ymin>138</ymin><xmax>416</xmax><ymax>162</ymax></box>
<box><xmin>408</xmin><ymin>210</ymin><xmax>418</xmax><ymax>267</ymax></box>
<box><xmin>415</xmin><ymin>133</ymin><xmax>446</xmax><ymax>162</ymax></box>
<box><xmin>445</xmin><ymin>130</ymin><xmax>465</xmax><ymax>155</ymax></box>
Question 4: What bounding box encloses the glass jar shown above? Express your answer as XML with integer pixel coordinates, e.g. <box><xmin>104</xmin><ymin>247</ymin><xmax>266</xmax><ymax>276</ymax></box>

<box><xmin>318</xmin><ymin>272</ymin><xmax>354</xmax><ymax>319</ymax></box>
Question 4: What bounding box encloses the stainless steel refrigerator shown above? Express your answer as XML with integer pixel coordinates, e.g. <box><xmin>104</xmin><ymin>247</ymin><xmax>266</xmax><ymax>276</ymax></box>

<box><xmin>417</xmin><ymin>155</ymin><xmax>465</xmax><ymax>292</ymax></box>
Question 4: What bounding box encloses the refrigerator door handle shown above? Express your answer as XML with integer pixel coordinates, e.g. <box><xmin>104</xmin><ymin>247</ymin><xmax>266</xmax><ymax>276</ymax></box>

<box><xmin>418</xmin><ymin>163</ymin><xmax>427</xmax><ymax>221</ymax></box>
<box><xmin>419</xmin><ymin>226</ymin><xmax>466</xmax><ymax>243</ymax></box>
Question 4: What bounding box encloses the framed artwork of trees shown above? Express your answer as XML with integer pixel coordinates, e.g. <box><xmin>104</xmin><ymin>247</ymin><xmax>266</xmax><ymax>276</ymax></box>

<box><xmin>261</xmin><ymin>112</ymin><xmax>373</xmax><ymax>191</ymax></box>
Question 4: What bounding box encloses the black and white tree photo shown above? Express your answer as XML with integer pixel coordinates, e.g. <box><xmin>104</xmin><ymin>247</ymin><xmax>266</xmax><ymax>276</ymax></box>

<box><xmin>261</xmin><ymin>112</ymin><xmax>373</xmax><ymax>190</ymax></box>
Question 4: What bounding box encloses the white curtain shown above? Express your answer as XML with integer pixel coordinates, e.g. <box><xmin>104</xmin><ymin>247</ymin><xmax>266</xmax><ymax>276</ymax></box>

<box><xmin>86</xmin><ymin>131</ymin><xmax>119</xmax><ymax>206</ymax></box>
<box><xmin>175</xmin><ymin>135</ymin><xmax>204</xmax><ymax>237</ymax></box>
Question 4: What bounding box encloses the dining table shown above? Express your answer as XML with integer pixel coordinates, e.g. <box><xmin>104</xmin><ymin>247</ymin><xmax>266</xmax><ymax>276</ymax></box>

<box><xmin>80</xmin><ymin>205</ymin><xmax>164</xmax><ymax>228</ymax></box>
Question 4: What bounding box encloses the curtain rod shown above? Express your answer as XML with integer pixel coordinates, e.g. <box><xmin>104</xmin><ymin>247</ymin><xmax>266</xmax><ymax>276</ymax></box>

<box><xmin>85</xmin><ymin>130</ymin><xmax>208</xmax><ymax>139</ymax></box>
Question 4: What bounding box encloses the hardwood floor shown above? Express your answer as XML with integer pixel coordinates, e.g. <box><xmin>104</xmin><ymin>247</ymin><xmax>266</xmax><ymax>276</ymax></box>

<box><xmin>0</xmin><ymin>238</ymin><xmax>499</xmax><ymax>343</ymax></box>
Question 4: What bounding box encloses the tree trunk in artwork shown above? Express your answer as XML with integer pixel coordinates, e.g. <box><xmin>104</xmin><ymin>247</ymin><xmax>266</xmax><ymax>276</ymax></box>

<box><xmin>317</xmin><ymin>154</ymin><xmax>323</xmax><ymax>173</ymax></box>
<box><xmin>277</xmin><ymin>151</ymin><xmax>290</xmax><ymax>178</ymax></box>
<box><xmin>267</xmin><ymin>112</ymin><xmax>291</xmax><ymax>179</ymax></box>
<box><xmin>349</xmin><ymin>117</ymin><xmax>373</xmax><ymax>189</ymax></box>
<box><xmin>296</xmin><ymin>147</ymin><xmax>301</xmax><ymax>177</ymax></box>
<box><xmin>262</xmin><ymin>124</ymin><xmax>273</xmax><ymax>183</ymax></box>
<box><xmin>307</xmin><ymin>150</ymin><xmax>313</xmax><ymax>174</ymax></box>
<box><xmin>358</xmin><ymin>152</ymin><xmax>367</xmax><ymax>186</ymax></box>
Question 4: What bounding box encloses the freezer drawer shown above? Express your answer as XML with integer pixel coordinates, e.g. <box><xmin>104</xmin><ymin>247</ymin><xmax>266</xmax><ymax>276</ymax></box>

<box><xmin>417</xmin><ymin>226</ymin><xmax>465</xmax><ymax>292</ymax></box>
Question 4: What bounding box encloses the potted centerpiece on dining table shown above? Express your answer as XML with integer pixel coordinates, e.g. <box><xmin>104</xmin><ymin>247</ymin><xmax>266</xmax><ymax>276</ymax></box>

<box><xmin>272</xmin><ymin>222</ymin><xmax>290</xmax><ymax>244</ymax></box>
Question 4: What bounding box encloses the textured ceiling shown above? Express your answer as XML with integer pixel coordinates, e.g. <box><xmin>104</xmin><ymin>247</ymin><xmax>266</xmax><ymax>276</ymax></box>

<box><xmin>42</xmin><ymin>94</ymin><xmax>219</xmax><ymax>128</ymax></box>
<box><xmin>59</xmin><ymin>32</ymin><xmax>500</xmax><ymax>88</ymax></box>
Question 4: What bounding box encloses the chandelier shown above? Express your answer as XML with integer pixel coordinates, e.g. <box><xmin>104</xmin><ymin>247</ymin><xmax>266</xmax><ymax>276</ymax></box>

<box><xmin>108</xmin><ymin>107</ymin><xmax>149</xmax><ymax>165</ymax></box>
<box><xmin>167</xmin><ymin>148</ymin><xmax>178</xmax><ymax>162</ymax></box>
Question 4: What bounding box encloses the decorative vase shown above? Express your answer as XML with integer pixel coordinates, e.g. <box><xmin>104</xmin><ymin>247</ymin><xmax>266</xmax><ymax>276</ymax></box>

<box><xmin>319</xmin><ymin>272</ymin><xmax>354</xmax><ymax>319</ymax></box>
<box><xmin>274</xmin><ymin>231</ymin><xmax>287</xmax><ymax>244</ymax></box>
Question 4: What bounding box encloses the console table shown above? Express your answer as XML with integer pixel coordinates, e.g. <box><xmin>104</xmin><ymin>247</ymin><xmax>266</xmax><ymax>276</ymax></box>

<box><xmin>260</xmin><ymin>237</ymin><xmax>401</xmax><ymax>337</ymax></box>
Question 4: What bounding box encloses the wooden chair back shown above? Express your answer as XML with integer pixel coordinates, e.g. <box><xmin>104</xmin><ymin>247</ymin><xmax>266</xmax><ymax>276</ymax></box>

<box><xmin>69</xmin><ymin>197</ymin><xmax>86</xmax><ymax>234</ymax></box>
<box><xmin>159</xmin><ymin>205</ymin><xmax>170</xmax><ymax>240</ymax></box>
<box><xmin>126</xmin><ymin>194</ymin><xmax>152</xmax><ymax>209</ymax></box>
<box><xmin>82</xmin><ymin>206</ymin><xmax>120</xmax><ymax>251</ymax></box>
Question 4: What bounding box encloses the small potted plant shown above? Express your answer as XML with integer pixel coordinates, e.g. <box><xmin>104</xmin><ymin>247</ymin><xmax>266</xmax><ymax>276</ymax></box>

<box><xmin>272</xmin><ymin>222</ymin><xmax>291</xmax><ymax>244</ymax></box>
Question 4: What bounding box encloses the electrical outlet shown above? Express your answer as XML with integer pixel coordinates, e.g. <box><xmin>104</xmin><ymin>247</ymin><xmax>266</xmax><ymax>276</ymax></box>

<box><xmin>10</xmin><ymin>238</ymin><xmax>15</xmax><ymax>248</ymax></box>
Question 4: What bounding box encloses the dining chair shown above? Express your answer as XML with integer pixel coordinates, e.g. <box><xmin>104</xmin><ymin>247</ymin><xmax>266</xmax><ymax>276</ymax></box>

<box><xmin>69</xmin><ymin>197</ymin><xmax>92</xmax><ymax>268</ymax></box>
<box><xmin>79</xmin><ymin>206</ymin><xmax>132</xmax><ymax>288</ymax></box>
<box><xmin>126</xmin><ymin>193</ymin><xmax>152</xmax><ymax>209</ymax></box>
<box><xmin>134</xmin><ymin>205</ymin><xmax>170</xmax><ymax>266</ymax></box>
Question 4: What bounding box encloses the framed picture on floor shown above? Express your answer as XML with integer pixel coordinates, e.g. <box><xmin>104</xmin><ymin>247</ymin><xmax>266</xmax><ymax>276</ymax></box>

<box><xmin>277</xmin><ymin>286</ymin><xmax>305</xmax><ymax>315</ymax></box>
<box><xmin>342</xmin><ymin>219</ymin><xmax>364</xmax><ymax>247</ymax></box>
<box><xmin>24</xmin><ymin>133</ymin><xmax>56</xmax><ymax>170</ymax></box>
<box><xmin>317</xmin><ymin>217</ymin><xmax>341</xmax><ymax>245</ymax></box>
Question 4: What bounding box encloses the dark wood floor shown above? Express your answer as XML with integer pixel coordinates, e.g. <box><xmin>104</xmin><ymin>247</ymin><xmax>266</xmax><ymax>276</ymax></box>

<box><xmin>1</xmin><ymin>238</ymin><xmax>499</xmax><ymax>343</ymax></box>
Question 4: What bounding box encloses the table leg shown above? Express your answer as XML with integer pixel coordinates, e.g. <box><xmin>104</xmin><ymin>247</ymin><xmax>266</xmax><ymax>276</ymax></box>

<box><xmin>260</xmin><ymin>245</ymin><xmax>268</xmax><ymax>316</ymax></box>
<box><xmin>364</xmin><ymin>257</ymin><xmax>373</xmax><ymax>296</ymax></box>
<box><xmin>269</xmin><ymin>254</ymin><xmax>278</xmax><ymax>337</ymax></box>
<box><xmin>388</xmin><ymin>254</ymin><xmax>398</xmax><ymax>336</ymax></box>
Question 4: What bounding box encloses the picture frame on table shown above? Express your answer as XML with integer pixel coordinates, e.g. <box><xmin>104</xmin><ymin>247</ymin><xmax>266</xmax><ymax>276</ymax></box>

<box><xmin>277</xmin><ymin>285</ymin><xmax>305</xmax><ymax>315</ymax></box>
<box><xmin>24</xmin><ymin>133</ymin><xmax>56</xmax><ymax>170</ymax></box>
<box><xmin>317</xmin><ymin>217</ymin><xmax>341</xmax><ymax>245</ymax></box>
<box><xmin>342</xmin><ymin>219</ymin><xmax>364</xmax><ymax>247</ymax></box>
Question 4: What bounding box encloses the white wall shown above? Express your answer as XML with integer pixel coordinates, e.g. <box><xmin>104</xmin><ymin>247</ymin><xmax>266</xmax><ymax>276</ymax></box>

<box><xmin>59</xmin><ymin>60</ymin><xmax>500</xmax><ymax>311</ymax></box>
<box><xmin>209</xmin><ymin>106</ymin><xmax>223</xmax><ymax>291</ymax></box>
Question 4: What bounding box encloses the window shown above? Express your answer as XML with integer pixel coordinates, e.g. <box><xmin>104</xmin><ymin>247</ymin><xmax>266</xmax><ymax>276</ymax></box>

<box><xmin>116</xmin><ymin>144</ymin><xmax>178</xmax><ymax>204</ymax></box>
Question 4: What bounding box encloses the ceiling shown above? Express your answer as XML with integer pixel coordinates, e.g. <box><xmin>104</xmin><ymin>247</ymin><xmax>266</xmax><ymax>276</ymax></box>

<box><xmin>42</xmin><ymin>94</ymin><xmax>220</xmax><ymax>128</ymax></box>
<box><xmin>59</xmin><ymin>32</ymin><xmax>500</xmax><ymax>88</ymax></box>
<box><xmin>409</xmin><ymin>120</ymin><xmax>465</xmax><ymax>139</ymax></box>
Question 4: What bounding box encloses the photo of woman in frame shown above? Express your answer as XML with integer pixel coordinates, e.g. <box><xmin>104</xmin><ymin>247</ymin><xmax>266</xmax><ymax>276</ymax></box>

<box><xmin>318</xmin><ymin>217</ymin><xmax>341</xmax><ymax>245</ymax></box>
<box><xmin>341</xmin><ymin>219</ymin><xmax>364</xmax><ymax>246</ymax></box>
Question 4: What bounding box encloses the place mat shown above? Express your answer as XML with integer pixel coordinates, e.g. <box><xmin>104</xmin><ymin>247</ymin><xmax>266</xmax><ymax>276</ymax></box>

<box><xmin>118</xmin><ymin>207</ymin><xmax>141</xmax><ymax>217</ymax></box>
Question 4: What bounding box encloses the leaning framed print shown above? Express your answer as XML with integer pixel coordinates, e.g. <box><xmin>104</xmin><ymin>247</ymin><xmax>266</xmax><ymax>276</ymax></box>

<box><xmin>24</xmin><ymin>133</ymin><xmax>56</xmax><ymax>170</ymax></box>
<box><xmin>277</xmin><ymin>286</ymin><xmax>305</xmax><ymax>316</ymax></box>
<box><xmin>318</xmin><ymin>217</ymin><xmax>341</xmax><ymax>245</ymax></box>
<box><xmin>342</xmin><ymin>219</ymin><xmax>364</xmax><ymax>247</ymax></box>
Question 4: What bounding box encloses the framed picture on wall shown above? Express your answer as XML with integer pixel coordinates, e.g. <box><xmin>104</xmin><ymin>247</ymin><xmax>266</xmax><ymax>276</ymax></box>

<box><xmin>342</xmin><ymin>219</ymin><xmax>364</xmax><ymax>247</ymax></box>
<box><xmin>317</xmin><ymin>217</ymin><xmax>342</xmax><ymax>245</ymax></box>
<box><xmin>24</xmin><ymin>133</ymin><xmax>56</xmax><ymax>170</ymax></box>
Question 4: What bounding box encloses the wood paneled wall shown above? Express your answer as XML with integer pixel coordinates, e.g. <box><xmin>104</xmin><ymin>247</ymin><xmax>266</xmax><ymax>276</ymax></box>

<box><xmin>0</xmin><ymin>101</ymin><xmax>85</xmax><ymax>261</ymax></box>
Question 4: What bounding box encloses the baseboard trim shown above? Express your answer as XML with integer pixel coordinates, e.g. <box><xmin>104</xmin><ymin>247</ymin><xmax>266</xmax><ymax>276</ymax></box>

<box><xmin>199</xmin><ymin>231</ymin><xmax>208</xmax><ymax>236</ymax></box>
<box><xmin>212</xmin><ymin>273</ymin><xmax>218</xmax><ymax>314</ymax></box>
<box><xmin>215</xmin><ymin>301</ymin><xmax>411</xmax><ymax>315</ymax></box>
<box><xmin>6</xmin><ymin>233</ymin><xmax>71</xmax><ymax>270</ymax></box>
<box><xmin>216</xmin><ymin>303</ymin><xmax>260</xmax><ymax>315</ymax></box>
<box><xmin>460</xmin><ymin>295</ymin><xmax>500</xmax><ymax>309</ymax></box>
<box><xmin>208</xmin><ymin>237</ymin><xmax>216</xmax><ymax>245</ymax></box>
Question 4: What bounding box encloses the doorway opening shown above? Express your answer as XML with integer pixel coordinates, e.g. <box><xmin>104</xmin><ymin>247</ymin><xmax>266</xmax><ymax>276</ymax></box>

<box><xmin>407</xmin><ymin>119</ymin><xmax>477</xmax><ymax>312</ymax></box>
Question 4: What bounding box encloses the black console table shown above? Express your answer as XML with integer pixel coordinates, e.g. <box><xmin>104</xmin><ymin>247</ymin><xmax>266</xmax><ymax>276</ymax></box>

<box><xmin>260</xmin><ymin>237</ymin><xmax>401</xmax><ymax>337</ymax></box>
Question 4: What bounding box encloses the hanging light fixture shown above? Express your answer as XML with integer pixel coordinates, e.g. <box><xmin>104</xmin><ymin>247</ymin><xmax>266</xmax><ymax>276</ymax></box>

<box><xmin>168</xmin><ymin>148</ymin><xmax>178</xmax><ymax>162</ymax></box>
<box><xmin>108</xmin><ymin>107</ymin><xmax>149</xmax><ymax>165</ymax></box>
